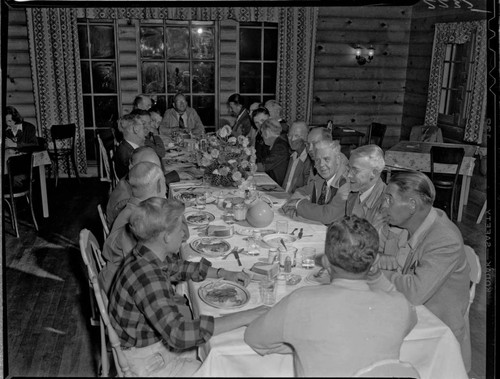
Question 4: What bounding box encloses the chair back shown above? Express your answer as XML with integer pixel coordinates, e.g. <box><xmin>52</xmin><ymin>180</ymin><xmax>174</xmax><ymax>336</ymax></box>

<box><xmin>50</xmin><ymin>123</ymin><xmax>76</xmax><ymax>152</ymax></box>
<box><xmin>430</xmin><ymin>146</ymin><xmax>464</xmax><ymax>185</ymax></box>
<box><xmin>5</xmin><ymin>153</ymin><xmax>34</xmax><ymax>196</ymax></box>
<box><xmin>97</xmin><ymin>133</ymin><xmax>117</xmax><ymax>190</ymax></box>
<box><xmin>367</xmin><ymin>122</ymin><xmax>387</xmax><ymax>147</ymax></box>
<box><xmin>353</xmin><ymin>359</ymin><xmax>420</xmax><ymax>378</ymax></box>
<box><xmin>97</xmin><ymin>204</ymin><xmax>110</xmax><ymax>240</ymax></box>
<box><xmin>79</xmin><ymin>229</ymin><xmax>106</xmax><ymax>276</ymax></box>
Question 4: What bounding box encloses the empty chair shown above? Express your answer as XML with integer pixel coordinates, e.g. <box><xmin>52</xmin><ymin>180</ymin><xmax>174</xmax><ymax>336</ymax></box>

<box><xmin>462</xmin><ymin>245</ymin><xmax>481</xmax><ymax>373</ymax></box>
<box><xmin>48</xmin><ymin>123</ymin><xmax>80</xmax><ymax>187</ymax></box>
<box><xmin>3</xmin><ymin>152</ymin><xmax>38</xmax><ymax>237</ymax></box>
<box><xmin>367</xmin><ymin>122</ymin><xmax>387</xmax><ymax>148</ymax></box>
<box><xmin>430</xmin><ymin>146</ymin><xmax>465</xmax><ymax>220</ymax></box>
<box><xmin>353</xmin><ymin>359</ymin><xmax>420</xmax><ymax>378</ymax></box>
<box><xmin>97</xmin><ymin>204</ymin><xmax>110</xmax><ymax>241</ymax></box>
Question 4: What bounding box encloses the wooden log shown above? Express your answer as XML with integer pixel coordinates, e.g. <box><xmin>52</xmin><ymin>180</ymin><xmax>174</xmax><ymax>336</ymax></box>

<box><xmin>7</xmin><ymin>77</ymin><xmax>34</xmax><ymax>92</ymax></box>
<box><xmin>315</xmin><ymin>30</ymin><xmax>411</xmax><ymax>43</ymax></box>
<box><xmin>317</xmin><ymin>17</ymin><xmax>413</xmax><ymax>32</ymax></box>
<box><xmin>315</xmin><ymin>42</ymin><xmax>410</xmax><ymax>56</ymax></box>
<box><xmin>315</xmin><ymin>54</ymin><xmax>409</xmax><ymax>68</ymax></box>
<box><xmin>313</xmin><ymin>90</ymin><xmax>405</xmax><ymax>104</ymax></box>
<box><xmin>319</xmin><ymin>6</ymin><xmax>412</xmax><ymax>18</ymax></box>
<box><xmin>7</xmin><ymin>52</ymin><xmax>30</xmax><ymax>66</ymax></box>
<box><xmin>314</xmin><ymin>78</ymin><xmax>406</xmax><ymax>92</ymax></box>
<box><xmin>315</xmin><ymin>66</ymin><xmax>408</xmax><ymax>80</ymax></box>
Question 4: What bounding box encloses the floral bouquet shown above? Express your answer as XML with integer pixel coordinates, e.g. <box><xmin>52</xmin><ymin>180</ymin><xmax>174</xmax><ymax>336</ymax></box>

<box><xmin>199</xmin><ymin>125</ymin><xmax>257</xmax><ymax>187</ymax></box>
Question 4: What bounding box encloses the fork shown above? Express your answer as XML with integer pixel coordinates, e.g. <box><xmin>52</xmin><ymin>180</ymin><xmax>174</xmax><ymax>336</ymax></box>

<box><xmin>290</xmin><ymin>228</ymin><xmax>298</xmax><ymax>235</ymax></box>
<box><xmin>222</xmin><ymin>247</ymin><xmax>237</xmax><ymax>260</ymax></box>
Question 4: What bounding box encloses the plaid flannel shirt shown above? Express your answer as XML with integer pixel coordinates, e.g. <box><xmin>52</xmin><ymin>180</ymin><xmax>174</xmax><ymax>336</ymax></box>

<box><xmin>109</xmin><ymin>243</ymin><xmax>215</xmax><ymax>350</ymax></box>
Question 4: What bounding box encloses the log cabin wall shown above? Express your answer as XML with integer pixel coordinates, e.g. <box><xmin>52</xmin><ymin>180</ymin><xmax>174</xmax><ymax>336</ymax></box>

<box><xmin>401</xmin><ymin>0</ymin><xmax>488</xmax><ymax>142</ymax></box>
<box><xmin>5</xmin><ymin>8</ymin><xmax>37</xmax><ymax>129</ymax></box>
<box><xmin>312</xmin><ymin>6</ymin><xmax>413</xmax><ymax>149</ymax></box>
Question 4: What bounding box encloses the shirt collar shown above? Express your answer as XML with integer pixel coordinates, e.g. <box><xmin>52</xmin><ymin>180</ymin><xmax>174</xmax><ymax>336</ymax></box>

<box><xmin>133</xmin><ymin>243</ymin><xmax>163</xmax><ymax>265</ymax></box>
<box><xmin>331</xmin><ymin>278</ymin><xmax>370</xmax><ymax>290</ymax></box>
<box><xmin>360</xmin><ymin>183</ymin><xmax>376</xmax><ymax>203</ymax></box>
<box><xmin>326</xmin><ymin>173</ymin><xmax>337</xmax><ymax>188</ymax></box>
<box><xmin>398</xmin><ymin>207</ymin><xmax>438</xmax><ymax>250</ymax></box>
<box><xmin>290</xmin><ymin>148</ymin><xmax>308</xmax><ymax>162</ymax></box>
<box><xmin>125</xmin><ymin>139</ymin><xmax>140</xmax><ymax>150</ymax></box>
<box><xmin>360</xmin><ymin>178</ymin><xmax>385</xmax><ymax>207</ymax></box>
<box><xmin>9</xmin><ymin>124</ymin><xmax>23</xmax><ymax>135</ymax></box>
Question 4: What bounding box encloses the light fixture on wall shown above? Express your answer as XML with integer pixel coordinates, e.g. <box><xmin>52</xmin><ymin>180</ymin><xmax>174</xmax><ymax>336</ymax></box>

<box><xmin>355</xmin><ymin>45</ymin><xmax>375</xmax><ymax>65</ymax></box>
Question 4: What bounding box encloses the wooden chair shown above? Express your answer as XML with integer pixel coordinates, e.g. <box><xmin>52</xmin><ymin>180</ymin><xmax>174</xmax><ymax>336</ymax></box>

<box><xmin>462</xmin><ymin>245</ymin><xmax>481</xmax><ymax>373</ymax></box>
<box><xmin>97</xmin><ymin>204</ymin><xmax>110</xmax><ymax>241</ymax></box>
<box><xmin>48</xmin><ymin>123</ymin><xmax>81</xmax><ymax>187</ymax></box>
<box><xmin>353</xmin><ymin>359</ymin><xmax>420</xmax><ymax>378</ymax></box>
<box><xmin>367</xmin><ymin>122</ymin><xmax>387</xmax><ymax>148</ymax></box>
<box><xmin>3</xmin><ymin>152</ymin><xmax>38</xmax><ymax>237</ymax></box>
<box><xmin>79</xmin><ymin>228</ymin><xmax>134</xmax><ymax>377</ymax></box>
<box><xmin>97</xmin><ymin>133</ymin><xmax>117</xmax><ymax>193</ymax></box>
<box><xmin>79</xmin><ymin>229</ymin><xmax>109</xmax><ymax>376</ymax></box>
<box><xmin>430</xmin><ymin>146</ymin><xmax>465</xmax><ymax>221</ymax></box>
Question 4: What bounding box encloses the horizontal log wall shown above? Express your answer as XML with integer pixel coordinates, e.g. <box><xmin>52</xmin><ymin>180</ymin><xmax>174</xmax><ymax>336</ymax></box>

<box><xmin>312</xmin><ymin>6</ymin><xmax>413</xmax><ymax>149</ymax></box>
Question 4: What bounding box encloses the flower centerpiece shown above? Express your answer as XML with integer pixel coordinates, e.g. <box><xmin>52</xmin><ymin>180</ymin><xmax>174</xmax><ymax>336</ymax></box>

<box><xmin>199</xmin><ymin>125</ymin><xmax>257</xmax><ymax>187</ymax></box>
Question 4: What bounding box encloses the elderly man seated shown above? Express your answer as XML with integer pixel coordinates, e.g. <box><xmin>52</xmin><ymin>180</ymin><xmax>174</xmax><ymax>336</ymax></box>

<box><xmin>245</xmin><ymin>215</ymin><xmax>417</xmax><ymax>376</ymax></box>
<box><xmin>132</xmin><ymin>94</ymin><xmax>153</xmax><ymax>111</ymax></box>
<box><xmin>108</xmin><ymin>197</ymin><xmax>268</xmax><ymax>377</ymax></box>
<box><xmin>160</xmin><ymin>93</ymin><xmax>205</xmax><ymax>136</ymax></box>
<box><xmin>130</xmin><ymin>108</ymin><xmax>166</xmax><ymax>158</ymax></box>
<box><xmin>256</xmin><ymin>118</ymin><xmax>290</xmax><ymax>187</ymax></box>
<box><xmin>306</xmin><ymin>126</ymin><xmax>348</xmax><ymax>177</ymax></box>
<box><xmin>373</xmin><ymin>170</ymin><xmax>471</xmax><ymax>370</ymax></box>
<box><xmin>282</xmin><ymin>139</ymin><xmax>348</xmax><ymax>225</ymax></box>
<box><xmin>264</xmin><ymin>99</ymin><xmax>289</xmax><ymax>133</ymax></box>
<box><xmin>114</xmin><ymin>113</ymin><xmax>147</xmax><ymax>179</ymax></box>
<box><xmin>281</xmin><ymin>121</ymin><xmax>312</xmax><ymax>193</ymax></box>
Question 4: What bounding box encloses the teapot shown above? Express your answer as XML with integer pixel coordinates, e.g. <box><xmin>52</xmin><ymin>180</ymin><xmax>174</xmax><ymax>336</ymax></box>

<box><xmin>246</xmin><ymin>195</ymin><xmax>274</xmax><ymax>228</ymax></box>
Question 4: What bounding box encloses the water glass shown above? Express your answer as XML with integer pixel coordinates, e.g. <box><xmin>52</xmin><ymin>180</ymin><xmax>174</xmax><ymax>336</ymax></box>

<box><xmin>222</xmin><ymin>209</ymin><xmax>235</xmax><ymax>224</ymax></box>
<box><xmin>259</xmin><ymin>279</ymin><xmax>277</xmax><ymax>305</ymax></box>
<box><xmin>195</xmin><ymin>193</ymin><xmax>206</xmax><ymax>210</ymax></box>
<box><xmin>278</xmin><ymin>246</ymin><xmax>297</xmax><ymax>268</ymax></box>
<box><xmin>276</xmin><ymin>220</ymin><xmax>288</xmax><ymax>234</ymax></box>
<box><xmin>301</xmin><ymin>247</ymin><xmax>316</xmax><ymax>269</ymax></box>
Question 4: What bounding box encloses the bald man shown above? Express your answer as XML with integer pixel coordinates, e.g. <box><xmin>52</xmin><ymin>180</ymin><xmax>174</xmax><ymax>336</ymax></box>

<box><xmin>282</xmin><ymin>121</ymin><xmax>313</xmax><ymax>193</ymax></box>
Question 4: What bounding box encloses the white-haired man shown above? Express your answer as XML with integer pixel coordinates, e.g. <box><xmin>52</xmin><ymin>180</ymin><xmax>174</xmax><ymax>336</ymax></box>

<box><xmin>133</xmin><ymin>94</ymin><xmax>153</xmax><ymax>111</ymax></box>
<box><xmin>282</xmin><ymin>121</ymin><xmax>313</xmax><ymax>193</ymax></box>
<box><xmin>282</xmin><ymin>140</ymin><xmax>349</xmax><ymax>225</ymax></box>
<box><xmin>264</xmin><ymin>99</ymin><xmax>289</xmax><ymax>133</ymax></box>
<box><xmin>114</xmin><ymin>113</ymin><xmax>146</xmax><ymax>179</ymax></box>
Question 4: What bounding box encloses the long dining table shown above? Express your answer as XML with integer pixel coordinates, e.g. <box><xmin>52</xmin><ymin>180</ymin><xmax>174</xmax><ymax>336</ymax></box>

<box><xmin>169</xmin><ymin>172</ymin><xmax>468</xmax><ymax>378</ymax></box>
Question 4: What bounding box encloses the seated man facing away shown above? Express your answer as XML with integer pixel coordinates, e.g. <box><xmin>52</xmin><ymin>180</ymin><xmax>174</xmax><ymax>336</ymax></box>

<box><xmin>160</xmin><ymin>93</ymin><xmax>205</xmax><ymax>136</ymax></box>
<box><xmin>245</xmin><ymin>215</ymin><xmax>417</xmax><ymax>377</ymax></box>
<box><xmin>114</xmin><ymin>113</ymin><xmax>146</xmax><ymax>179</ymax></box>
<box><xmin>256</xmin><ymin>118</ymin><xmax>290</xmax><ymax>187</ymax></box>
<box><xmin>109</xmin><ymin>197</ymin><xmax>268</xmax><ymax>377</ymax></box>
<box><xmin>281</xmin><ymin>121</ymin><xmax>313</xmax><ymax>194</ymax></box>
<box><xmin>132</xmin><ymin>94</ymin><xmax>153</xmax><ymax>111</ymax></box>
<box><xmin>374</xmin><ymin>170</ymin><xmax>471</xmax><ymax>370</ymax></box>
<box><xmin>282</xmin><ymin>139</ymin><xmax>349</xmax><ymax>225</ymax></box>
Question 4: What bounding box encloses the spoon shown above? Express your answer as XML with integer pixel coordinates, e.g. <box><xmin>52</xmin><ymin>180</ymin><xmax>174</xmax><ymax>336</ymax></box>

<box><xmin>280</xmin><ymin>238</ymin><xmax>288</xmax><ymax>251</ymax></box>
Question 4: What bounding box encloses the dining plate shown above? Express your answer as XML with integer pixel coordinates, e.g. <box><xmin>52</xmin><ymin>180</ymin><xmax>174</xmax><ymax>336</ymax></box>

<box><xmin>236</xmin><ymin>228</ymin><xmax>276</xmax><ymax>237</ymax></box>
<box><xmin>305</xmin><ymin>268</ymin><xmax>330</xmax><ymax>285</ymax></box>
<box><xmin>262</xmin><ymin>233</ymin><xmax>297</xmax><ymax>248</ymax></box>
<box><xmin>190</xmin><ymin>237</ymin><xmax>231</xmax><ymax>257</ymax></box>
<box><xmin>176</xmin><ymin>191</ymin><xmax>199</xmax><ymax>205</ymax></box>
<box><xmin>198</xmin><ymin>280</ymin><xmax>250</xmax><ymax>309</ymax></box>
<box><xmin>184</xmin><ymin>210</ymin><xmax>215</xmax><ymax>225</ymax></box>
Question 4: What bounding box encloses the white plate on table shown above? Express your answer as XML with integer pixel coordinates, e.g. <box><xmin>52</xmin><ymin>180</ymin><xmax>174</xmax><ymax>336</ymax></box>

<box><xmin>235</xmin><ymin>228</ymin><xmax>276</xmax><ymax>237</ymax></box>
<box><xmin>262</xmin><ymin>233</ymin><xmax>297</xmax><ymax>248</ymax></box>
<box><xmin>185</xmin><ymin>210</ymin><xmax>215</xmax><ymax>225</ymax></box>
<box><xmin>198</xmin><ymin>280</ymin><xmax>250</xmax><ymax>309</ymax></box>
<box><xmin>190</xmin><ymin>237</ymin><xmax>231</xmax><ymax>257</ymax></box>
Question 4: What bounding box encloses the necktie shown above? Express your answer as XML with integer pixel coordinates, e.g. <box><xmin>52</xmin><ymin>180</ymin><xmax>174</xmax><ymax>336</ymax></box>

<box><xmin>317</xmin><ymin>181</ymin><xmax>328</xmax><ymax>205</ymax></box>
<box><xmin>351</xmin><ymin>192</ymin><xmax>363</xmax><ymax>217</ymax></box>
<box><xmin>179</xmin><ymin>115</ymin><xmax>185</xmax><ymax>129</ymax></box>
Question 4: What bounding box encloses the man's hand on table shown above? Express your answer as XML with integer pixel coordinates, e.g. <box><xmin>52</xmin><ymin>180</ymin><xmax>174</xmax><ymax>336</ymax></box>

<box><xmin>281</xmin><ymin>198</ymin><xmax>300</xmax><ymax>218</ymax></box>
<box><xmin>220</xmin><ymin>269</ymin><xmax>251</xmax><ymax>287</ymax></box>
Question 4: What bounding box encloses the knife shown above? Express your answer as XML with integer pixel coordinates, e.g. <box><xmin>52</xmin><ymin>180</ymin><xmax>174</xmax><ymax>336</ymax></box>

<box><xmin>298</xmin><ymin>228</ymin><xmax>304</xmax><ymax>239</ymax></box>
<box><xmin>233</xmin><ymin>248</ymin><xmax>243</xmax><ymax>266</ymax></box>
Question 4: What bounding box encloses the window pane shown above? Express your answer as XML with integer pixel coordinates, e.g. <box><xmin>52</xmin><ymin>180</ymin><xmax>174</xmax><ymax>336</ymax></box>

<box><xmin>240</xmin><ymin>95</ymin><xmax>261</xmax><ymax>109</ymax></box>
<box><xmin>264</xmin><ymin>29</ymin><xmax>278</xmax><ymax>60</ymax></box>
<box><xmin>166</xmin><ymin>27</ymin><xmax>189</xmax><ymax>59</ymax></box>
<box><xmin>94</xmin><ymin>96</ymin><xmax>118</xmax><ymax>128</ymax></box>
<box><xmin>263</xmin><ymin>95</ymin><xmax>275</xmax><ymax>104</ymax></box>
<box><xmin>83</xmin><ymin>96</ymin><xmax>93</xmax><ymax>127</ymax></box>
<box><xmin>81</xmin><ymin>62</ymin><xmax>91</xmax><ymax>93</ymax></box>
<box><xmin>191</xmin><ymin>27</ymin><xmax>214</xmax><ymax>60</ymax></box>
<box><xmin>167</xmin><ymin>62</ymin><xmax>190</xmax><ymax>93</ymax></box>
<box><xmin>240</xmin><ymin>63</ymin><xmax>261</xmax><ymax>93</ymax></box>
<box><xmin>78</xmin><ymin>25</ymin><xmax>89</xmax><ymax>59</ymax></box>
<box><xmin>155</xmin><ymin>95</ymin><xmax>167</xmax><ymax>116</ymax></box>
<box><xmin>142</xmin><ymin>61</ymin><xmax>165</xmax><ymax>93</ymax></box>
<box><xmin>89</xmin><ymin>25</ymin><xmax>115</xmax><ymax>59</ymax></box>
<box><xmin>193</xmin><ymin>62</ymin><xmax>215</xmax><ymax>93</ymax></box>
<box><xmin>92</xmin><ymin>62</ymin><xmax>116</xmax><ymax>93</ymax></box>
<box><xmin>240</xmin><ymin>28</ymin><xmax>261</xmax><ymax>60</ymax></box>
<box><xmin>85</xmin><ymin>129</ymin><xmax>97</xmax><ymax>161</ymax></box>
<box><xmin>140</xmin><ymin>27</ymin><xmax>164</xmax><ymax>58</ymax></box>
<box><xmin>193</xmin><ymin>95</ymin><xmax>215</xmax><ymax>126</ymax></box>
<box><xmin>263</xmin><ymin>63</ymin><xmax>277</xmax><ymax>93</ymax></box>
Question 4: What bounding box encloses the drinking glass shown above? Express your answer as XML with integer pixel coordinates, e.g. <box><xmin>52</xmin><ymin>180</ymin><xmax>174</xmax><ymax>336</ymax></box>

<box><xmin>278</xmin><ymin>246</ymin><xmax>297</xmax><ymax>268</ymax></box>
<box><xmin>222</xmin><ymin>209</ymin><xmax>235</xmax><ymax>224</ymax></box>
<box><xmin>195</xmin><ymin>193</ymin><xmax>206</xmax><ymax>210</ymax></box>
<box><xmin>276</xmin><ymin>220</ymin><xmax>288</xmax><ymax>234</ymax></box>
<box><xmin>259</xmin><ymin>279</ymin><xmax>277</xmax><ymax>305</ymax></box>
<box><xmin>301</xmin><ymin>247</ymin><xmax>316</xmax><ymax>269</ymax></box>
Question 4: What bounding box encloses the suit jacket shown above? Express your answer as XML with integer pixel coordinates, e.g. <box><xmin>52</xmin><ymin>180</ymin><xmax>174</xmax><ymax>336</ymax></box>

<box><xmin>144</xmin><ymin>133</ymin><xmax>166</xmax><ymax>158</ymax></box>
<box><xmin>282</xmin><ymin>149</ymin><xmax>313</xmax><ymax>194</ymax></box>
<box><xmin>263</xmin><ymin>133</ymin><xmax>290</xmax><ymax>187</ymax></box>
<box><xmin>6</xmin><ymin>121</ymin><xmax>38</xmax><ymax>148</ymax></box>
<box><xmin>160</xmin><ymin>107</ymin><xmax>205</xmax><ymax>136</ymax></box>
<box><xmin>381</xmin><ymin>207</ymin><xmax>470</xmax><ymax>346</ymax></box>
<box><xmin>295</xmin><ymin>164</ymin><xmax>349</xmax><ymax>225</ymax></box>
<box><xmin>231</xmin><ymin>108</ymin><xmax>253</xmax><ymax>138</ymax></box>
<box><xmin>106</xmin><ymin>177</ymin><xmax>133</xmax><ymax>229</ymax></box>
<box><xmin>345</xmin><ymin>177</ymin><xmax>386</xmax><ymax>225</ymax></box>
<box><xmin>255</xmin><ymin>131</ymin><xmax>269</xmax><ymax>163</ymax></box>
<box><xmin>114</xmin><ymin>140</ymin><xmax>135</xmax><ymax>179</ymax></box>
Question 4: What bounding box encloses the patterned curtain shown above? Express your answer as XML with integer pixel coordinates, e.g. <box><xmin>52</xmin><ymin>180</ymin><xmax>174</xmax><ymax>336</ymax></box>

<box><xmin>424</xmin><ymin>20</ymin><xmax>487</xmax><ymax>144</ymax></box>
<box><xmin>26</xmin><ymin>8</ymin><xmax>87</xmax><ymax>174</ymax></box>
<box><xmin>276</xmin><ymin>7</ymin><xmax>318</xmax><ymax>124</ymax></box>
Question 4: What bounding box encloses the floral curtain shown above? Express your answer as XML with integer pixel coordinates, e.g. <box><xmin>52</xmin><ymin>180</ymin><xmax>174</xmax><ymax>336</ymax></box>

<box><xmin>424</xmin><ymin>20</ymin><xmax>487</xmax><ymax>144</ymax></box>
<box><xmin>26</xmin><ymin>8</ymin><xmax>87</xmax><ymax>174</ymax></box>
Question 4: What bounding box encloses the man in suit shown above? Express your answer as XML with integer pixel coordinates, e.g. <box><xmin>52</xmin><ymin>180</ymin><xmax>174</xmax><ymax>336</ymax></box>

<box><xmin>282</xmin><ymin>121</ymin><xmax>312</xmax><ymax>194</ymax></box>
<box><xmin>114</xmin><ymin>113</ymin><xmax>146</xmax><ymax>179</ymax></box>
<box><xmin>282</xmin><ymin>140</ymin><xmax>349</xmax><ymax>225</ymax></box>
<box><xmin>257</xmin><ymin>118</ymin><xmax>290</xmax><ymax>187</ymax></box>
<box><xmin>373</xmin><ymin>170</ymin><xmax>471</xmax><ymax>370</ymax></box>
<box><xmin>160</xmin><ymin>93</ymin><xmax>205</xmax><ymax>136</ymax></box>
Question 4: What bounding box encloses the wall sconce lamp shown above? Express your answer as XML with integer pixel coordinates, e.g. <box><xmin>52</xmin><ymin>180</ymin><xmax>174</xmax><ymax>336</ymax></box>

<box><xmin>355</xmin><ymin>45</ymin><xmax>375</xmax><ymax>65</ymax></box>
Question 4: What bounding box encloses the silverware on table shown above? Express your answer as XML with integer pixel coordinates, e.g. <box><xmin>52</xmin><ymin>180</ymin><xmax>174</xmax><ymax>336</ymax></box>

<box><xmin>298</xmin><ymin>228</ymin><xmax>304</xmax><ymax>239</ymax></box>
<box><xmin>222</xmin><ymin>247</ymin><xmax>237</xmax><ymax>260</ymax></box>
<box><xmin>233</xmin><ymin>248</ymin><xmax>243</xmax><ymax>266</ymax></box>
<box><xmin>280</xmin><ymin>238</ymin><xmax>288</xmax><ymax>250</ymax></box>
<box><xmin>290</xmin><ymin>228</ymin><xmax>298</xmax><ymax>235</ymax></box>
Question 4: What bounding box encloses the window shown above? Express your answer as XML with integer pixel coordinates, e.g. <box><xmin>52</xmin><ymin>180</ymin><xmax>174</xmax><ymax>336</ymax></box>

<box><xmin>438</xmin><ymin>39</ymin><xmax>475</xmax><ymax>127</ymax></box>
<box><xmin>78</xmin><ymin>19</ymin><xmax>119</xmax><ymax>163</ymax></box>
<box><xmin>238</xmin><ymin>22</ymin><xmax>278</xmax><ymax>107</ymax></box>
<box><xmin>140</xmin><ymin>20</ymin><xmax>217</xmax><ymax>127</ymax></box>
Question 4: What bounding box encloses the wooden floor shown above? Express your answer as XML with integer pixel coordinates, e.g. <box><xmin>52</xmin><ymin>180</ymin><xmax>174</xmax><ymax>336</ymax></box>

<box><xmin>2</xmin><ymin>177</ymin><xmax>489</xmax><ymax>378</ymax></box>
